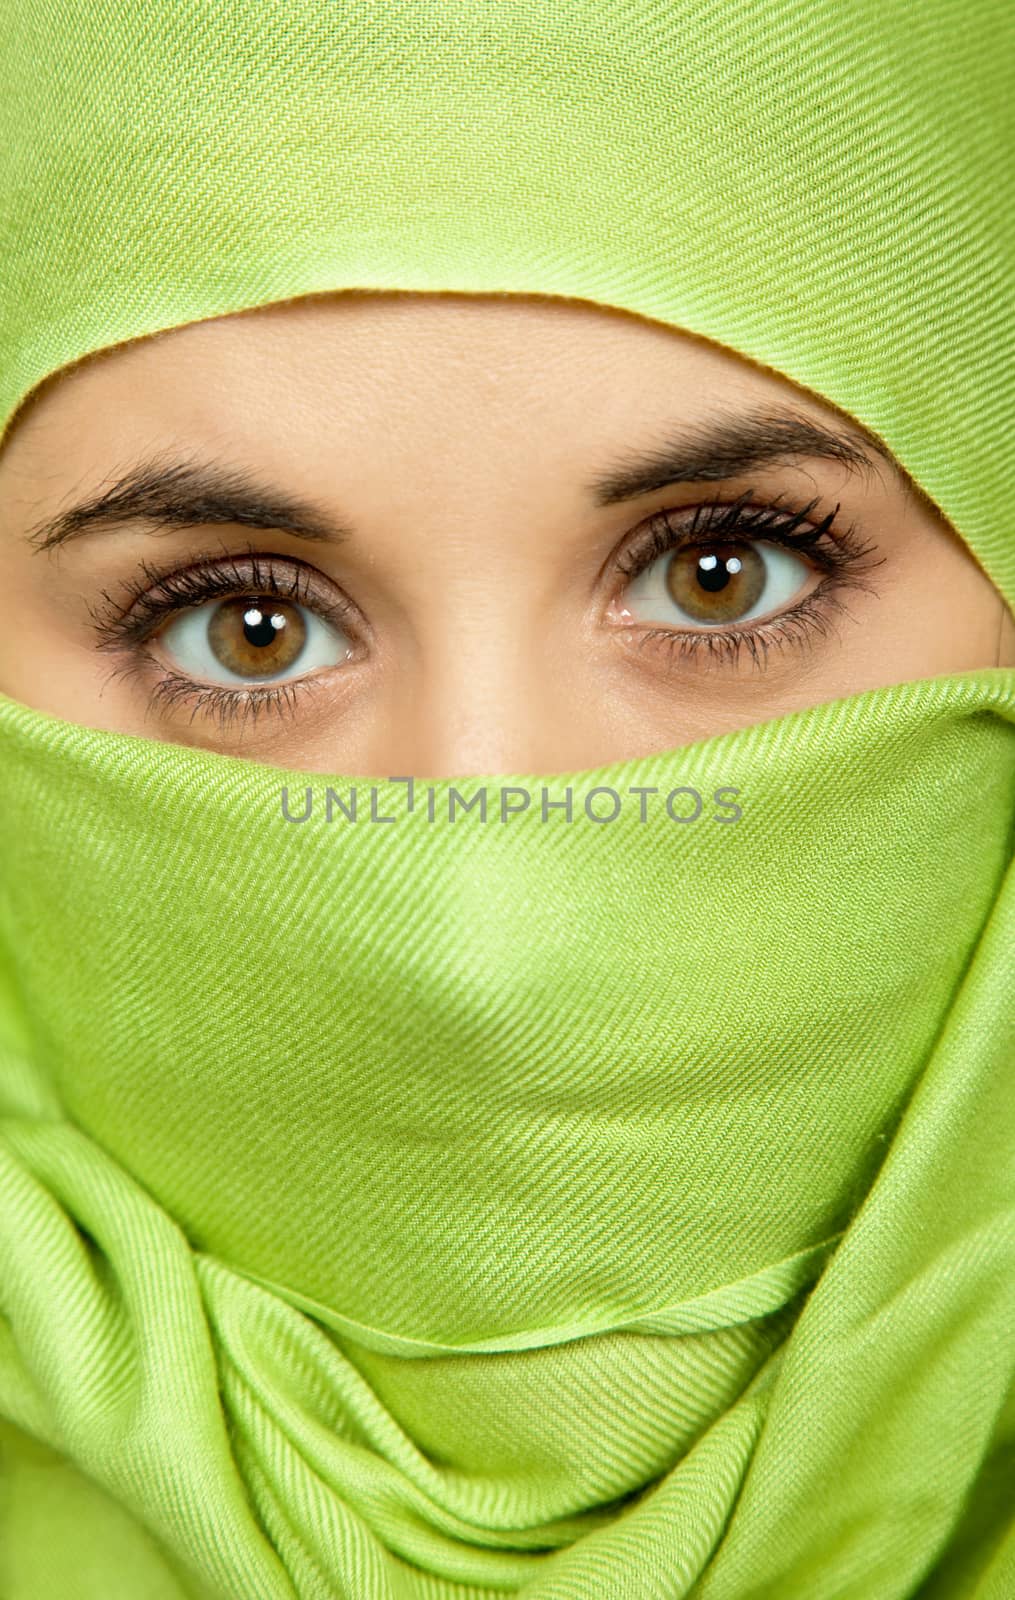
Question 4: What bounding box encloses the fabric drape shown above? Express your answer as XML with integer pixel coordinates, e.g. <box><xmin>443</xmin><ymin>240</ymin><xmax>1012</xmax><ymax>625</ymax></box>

<box><xmin>1</xmin><ymin>1</ymin><xmax>1012</xmax><ymax>1595</ymax></box>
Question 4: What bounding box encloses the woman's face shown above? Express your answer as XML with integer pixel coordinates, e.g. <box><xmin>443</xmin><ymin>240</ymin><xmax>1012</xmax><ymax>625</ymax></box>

<box><xmin>1</xmin><ymin>291</ymin><xmax>1012</xmax><ymax>776</ymax></box>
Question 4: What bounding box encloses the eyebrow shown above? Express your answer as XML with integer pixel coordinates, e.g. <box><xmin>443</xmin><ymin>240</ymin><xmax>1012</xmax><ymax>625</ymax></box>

<box><xmin>25</xmin><ymin>455</ymin><xmax>352</xmax><ymax>555</ymax></box>
<box><xmin>586</xmin><ymin>404</ymin><xmax>893</xmax><ymax>505</ymax></box>
<box><xmin>24</xmin><ymin>403</ymin><xmax>893</xmax><ymax>555</ymax></box>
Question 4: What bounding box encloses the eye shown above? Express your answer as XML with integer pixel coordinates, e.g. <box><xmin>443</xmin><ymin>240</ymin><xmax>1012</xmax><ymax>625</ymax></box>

<box><xmin>621</xmin><ymin>537</ymin><xmax>815</xmax><ymax>630</ymax></box>
<box><xmin>152</xmin><ymin>594</ymin><xmax>353</xmax><ymax>686</ymax></box>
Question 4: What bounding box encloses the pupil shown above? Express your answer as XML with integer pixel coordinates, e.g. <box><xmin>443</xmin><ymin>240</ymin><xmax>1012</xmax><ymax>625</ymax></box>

<box><xmin>243</xmin><ymin>606</ymin><xmax>282</xmax><ymax>649</ymax></box>
<box><xmin>664</xmin><ymin>541</ymin><xmax>763</xmax><ymax>623</ymax></box>
<box><xmin>697</xmin><ymin>553</ymin><xmax>732</xmax><ymax>593</ymax></box>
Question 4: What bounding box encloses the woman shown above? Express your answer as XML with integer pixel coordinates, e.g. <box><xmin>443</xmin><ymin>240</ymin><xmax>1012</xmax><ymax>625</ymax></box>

<box><xmin>1</xmin><ymin>291</ymin><xmax>1012</xmax><ymax>768</ymax></box>
<box><xmin>0</xmin><ymin>1</ymin><xmax>1012</xmax><ymax>1597</ymax></box>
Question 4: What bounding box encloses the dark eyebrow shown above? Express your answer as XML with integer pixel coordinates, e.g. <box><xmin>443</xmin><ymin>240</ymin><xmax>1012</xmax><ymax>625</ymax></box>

<box><xmin>24</xmin><ymin>453</ymin><xmax>353</xmax><ymax>555</ymax></box>
<box><xmin>24</xmin><ymin>403</ymin><xmax>895</xmax><ymax>556</ymax></box>
<box><xmin>586</xmin><ymin>404</ymin><xmax>894</xmax><ymax>506</ymax></box>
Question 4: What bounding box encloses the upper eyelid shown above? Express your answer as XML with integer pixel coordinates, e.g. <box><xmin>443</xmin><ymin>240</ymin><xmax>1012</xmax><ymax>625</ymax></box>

<box><xmin>84</xmin><ymin>500</ymin><xmax>884</xmax><ymax>724</ymax></box>
<box><xmin>89</xmin><ymin>491</ymin><xmax>869</xmax><ymax>646</ymax></box>
<box><xmin>88</xmin><ymin>546</ymin><xmax>365</xmax><ymax>653</ymax></box>
<box><xmin>611</xmin><ymin>492</ymin><xmax>857</xmax><ymax>582</ymax></box>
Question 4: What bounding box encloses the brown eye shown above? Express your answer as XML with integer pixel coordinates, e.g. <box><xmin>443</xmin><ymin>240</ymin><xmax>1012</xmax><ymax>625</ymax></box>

<box><xmin>153</xmin><ymin>594</ymin><xmax>352</xmax><ymax>684</ymax></box>
<box><xmin>207</xmin><ymin>596</ymin><xmax>307</xmax><ymax>678</ymax></box>
<box><xmin>664</xmin><ymin>541</ymin><xmax>766</xmax><ymax>623</ymax></box>
<box><xmin>622</xmin><ymin>536</ymin><xmax>813</xmax><ymax>630</ymax></box>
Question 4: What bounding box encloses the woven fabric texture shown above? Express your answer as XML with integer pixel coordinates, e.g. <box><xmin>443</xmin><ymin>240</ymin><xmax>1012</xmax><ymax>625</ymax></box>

<box><xmin>0</xmin><ymin>0</ymin><xmax>1012</xmax><ymax>606</ymax></box>
<box><xmin>1</xmin><ymin>1</ymin><xmax>1014</xmax><ymax>1596</ymax></box>
<box><xmin>1</xmin><ymin>673</ymin><xmax>1014</xmax><ymax>1597</ymax></box>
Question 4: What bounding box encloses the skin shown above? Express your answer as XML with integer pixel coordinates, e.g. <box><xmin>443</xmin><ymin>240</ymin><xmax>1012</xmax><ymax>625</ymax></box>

<box><xmin>0</xmin><ymin>289</ymin><xmax>1012</xmax><ymax>777</ymax></box>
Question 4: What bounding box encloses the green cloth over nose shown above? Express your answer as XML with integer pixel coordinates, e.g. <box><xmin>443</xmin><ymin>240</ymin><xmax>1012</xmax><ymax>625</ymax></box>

<box><xmin>1</xmin><ymin>0</ymin><xmax>1014</xmax><ymax>1594</ymax></box>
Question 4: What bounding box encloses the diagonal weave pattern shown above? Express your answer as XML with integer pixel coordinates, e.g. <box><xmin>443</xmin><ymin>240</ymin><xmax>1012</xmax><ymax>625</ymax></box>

<box><xmin>2</xmin><ymin>0</ymin><xmax>1015</xmax><ymax>1594</ymax></box>
<box><xmin>0</xmin><ymin>669</ymin><xmax>1013</xmax><ymax>1596</ymax></box>
<box><xmin>0</xmin><ymin>0</ymin><xmax>1013</xmax><ymax>605</ymax></box>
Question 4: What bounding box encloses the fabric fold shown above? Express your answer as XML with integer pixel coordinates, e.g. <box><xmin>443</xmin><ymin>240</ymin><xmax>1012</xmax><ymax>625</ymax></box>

<box><xmin>2</xmin><ymin>2</ymin><xmax>1014</xmax><ymax>1589</ymax></box>
<box><xmin>0</xmin><ymin>669</ymin><xmax>1013</xmax><ymax>1595</ymax></box>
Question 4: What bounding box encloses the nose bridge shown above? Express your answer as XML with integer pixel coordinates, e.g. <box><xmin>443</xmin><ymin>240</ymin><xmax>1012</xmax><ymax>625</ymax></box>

<box><xmin>349</xmin><ymin>505</ymin><xmax>600</xmax><ymax>779</ymax></box>
<box><xmin>391</xmin><ymin>605</ymin><xmax>563</xmax><ymax>779</ymax></box>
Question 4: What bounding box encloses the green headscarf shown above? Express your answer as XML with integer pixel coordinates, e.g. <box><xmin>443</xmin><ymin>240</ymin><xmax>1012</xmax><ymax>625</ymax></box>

<box><xmin>1</xmin><ymin>3</ymin><xmax>1012</xmax><ymax>1598</ymax></box>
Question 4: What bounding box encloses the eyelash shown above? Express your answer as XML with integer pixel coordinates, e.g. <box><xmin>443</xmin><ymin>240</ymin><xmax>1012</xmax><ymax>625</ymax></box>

<box><xmin>89</xmin><ymin>548</ymin><xmax>365</xmax><ymax>733</ymax></box>
<box><xmin>88</xmin><ymin>490</ymin><xmax>884</xmax><ymax>730</ymax></box>
<box><xmin>613</xmin><ymin>487</ymin><xmax>884</xmax><ymax>672</ymax></box>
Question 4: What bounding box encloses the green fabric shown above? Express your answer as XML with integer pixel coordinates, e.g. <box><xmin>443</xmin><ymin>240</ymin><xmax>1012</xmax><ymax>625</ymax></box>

<box><xmin>1</xmin><ymin>1</ymin><xmax>1014</xmax><ymax>1597</ymax></box>
<box><xmin>1</xmin><ymin>0</ymin><xmax>1013</xmax><ymax>610</ymax></box>
<box><xmin>0</xmin><ymin>670</ymin><xmax>1013</xmax><ymax>1599</ymax></box>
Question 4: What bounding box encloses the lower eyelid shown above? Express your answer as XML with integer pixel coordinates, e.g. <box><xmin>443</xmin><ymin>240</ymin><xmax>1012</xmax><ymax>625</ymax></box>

<box><xmin>93</xmin><ymin>525</ymin><xmax>881</xmax><ymax>724</ymax></box>
<box><xmin>621</xmin><ymin>579</ymin><xmax>858</xmax><ymax>671</ymax></box>
<box><xmin>99</xmin><ymin>646</ymin><xmax>346</xmax><ymax>736</ymax></box>
<box><xmin>149</xmin><ymin>665</ymin><xmax>330</xmax><ymax>731</ymax></box>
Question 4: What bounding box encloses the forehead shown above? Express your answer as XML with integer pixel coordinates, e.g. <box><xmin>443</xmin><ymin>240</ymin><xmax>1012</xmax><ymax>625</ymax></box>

<box><xmin>2</xmin><ymin>290</ymin><xmax>893</xmax><ymax>486</ymax></box>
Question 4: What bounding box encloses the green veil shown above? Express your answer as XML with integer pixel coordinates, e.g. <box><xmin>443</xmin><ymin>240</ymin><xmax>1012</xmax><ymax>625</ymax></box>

<box><xmin>1</xmin><ymin>2</ymin><xmax>1013</xmax><ymax>1596</ymax></box>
